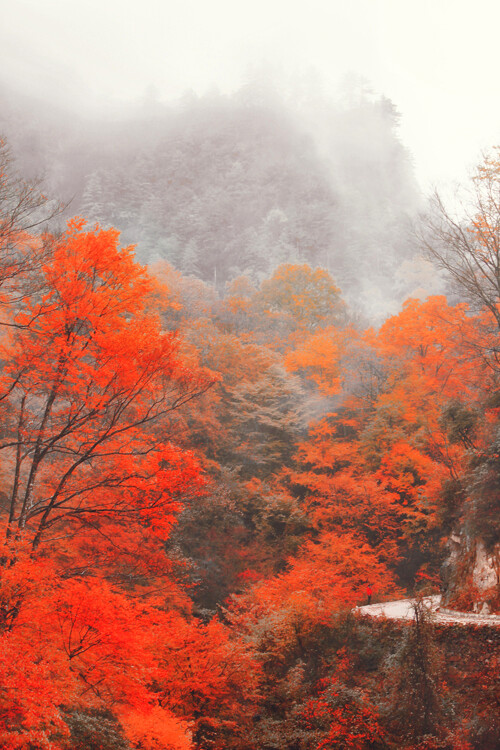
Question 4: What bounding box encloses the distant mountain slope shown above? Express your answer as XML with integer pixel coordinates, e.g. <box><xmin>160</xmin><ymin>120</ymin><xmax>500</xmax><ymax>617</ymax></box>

<box><xmin>0</xmin><ymin>82</ymin><xmax>424</xmax><ymax>318</ymax></box>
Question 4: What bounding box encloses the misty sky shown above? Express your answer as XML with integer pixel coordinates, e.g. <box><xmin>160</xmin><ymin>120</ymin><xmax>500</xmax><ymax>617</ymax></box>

<box><xmin>2</xmin><ymin>0</ymin><xmax>500</xmax><ymax>191</ymax></box>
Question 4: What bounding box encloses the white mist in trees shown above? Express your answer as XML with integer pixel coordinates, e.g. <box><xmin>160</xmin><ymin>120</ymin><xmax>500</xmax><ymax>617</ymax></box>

<box><xmin>317</xmin><ymin>91</ymin><xmax>422</xmax><ymax>317</ymax></box>
<box><xmin>0</xmin><ymin>84</ymin><xmax>423</xmax><ymax>319</ymax></box>
<box><xmin>0</xmin><ymin>137</ymin><xmax>61</xmax><ymax>296</ymax></box>
<box><xmin>80</xmin><ymin>170</ymin><xmax>108</xmax><ymax>226</ymax></box>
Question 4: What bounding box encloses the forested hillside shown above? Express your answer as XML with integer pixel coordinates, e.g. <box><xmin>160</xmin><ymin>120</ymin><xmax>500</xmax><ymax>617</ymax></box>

<box><xmin>0</xmin><ymin>98</ymin><xmax>498</xmax><ymax>749</ymax></box>
<box><xmin>0</xmin><ymin>81</ymin><xmax>424</xmax><ymax>318</ymax></box>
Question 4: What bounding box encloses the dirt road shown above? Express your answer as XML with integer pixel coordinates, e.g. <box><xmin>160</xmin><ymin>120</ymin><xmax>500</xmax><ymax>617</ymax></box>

<box><xmin>356</xmin><ymin>596</ymin><xmax>500</xmax><ymax>626</ymax></box>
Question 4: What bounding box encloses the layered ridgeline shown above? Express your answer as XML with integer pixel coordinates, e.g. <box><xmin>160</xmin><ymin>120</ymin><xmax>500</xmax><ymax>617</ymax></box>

<box><xmin>0</xmin><ymin>80</ymin><xmax>424</xmax><ymax>319</ymax></box>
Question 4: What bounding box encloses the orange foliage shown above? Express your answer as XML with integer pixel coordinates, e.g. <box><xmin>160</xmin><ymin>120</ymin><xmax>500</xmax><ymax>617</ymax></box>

<box><xmin>0</xmin><ymin>180</ymin><xmax>498</xmax><ymax>749</ymax></box>
<box><xmin>285</xmin><ymin>326</ymin><xmax>350</xmax><ymax>396</ymax></box>
<box><xmin>232</xmin><ymin>531</ymin><xmax>398</xmax><ymax>641</ymax></box>
<box><xmin>301</xmin><ymin>677</ymin><xmax>386</xmax><ymax>750</ymax></box>
<box><xmin>0</xmin><ymin>219</ymin><xmax>212</xmax><ymax>548</ymax></box>
<box><xmin>257</xmin><ymin>263</ymin><xmax>344</xmax><ymax>330</ymax></box>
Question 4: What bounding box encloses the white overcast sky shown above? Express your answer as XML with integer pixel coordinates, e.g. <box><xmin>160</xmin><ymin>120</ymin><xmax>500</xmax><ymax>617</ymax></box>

<box><xmin>2</xmin><ymin>0</ymin><xmax>500</xmax><ymax>191</ymax></box>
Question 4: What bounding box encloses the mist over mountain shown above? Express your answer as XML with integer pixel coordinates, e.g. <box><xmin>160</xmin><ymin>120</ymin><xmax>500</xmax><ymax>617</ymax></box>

<box><xmin>1</xmin><ymin>48</ymin><xmax>499</xmax><ymax>748</ymax></box>
<box><xmin>0</xmin><ymin>77</ymin><xmax>429</xmax><ymax>319</ymax></box>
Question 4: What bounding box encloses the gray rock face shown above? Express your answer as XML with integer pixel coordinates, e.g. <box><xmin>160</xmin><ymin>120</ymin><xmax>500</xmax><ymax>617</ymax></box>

<box><xmin>472</xmin><ymin>542</ymin><xmax>499</xmax><ymax>592</ymax></box>
<box><xmin>443</xmin><ymin>535</ymin><xmax>499</xmax><ymax>614</ymax></box>
<box><xmin>475</xmin><ymin>601</ymin><xmax>491</xmax><ymax>616</ymax></box>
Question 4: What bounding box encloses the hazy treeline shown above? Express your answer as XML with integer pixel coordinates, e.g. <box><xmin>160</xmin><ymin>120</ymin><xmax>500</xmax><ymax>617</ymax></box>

<box><xmin>0</xmin><ymin>77</ymin><xmax>431</xmax><ymax>319</ymax></box>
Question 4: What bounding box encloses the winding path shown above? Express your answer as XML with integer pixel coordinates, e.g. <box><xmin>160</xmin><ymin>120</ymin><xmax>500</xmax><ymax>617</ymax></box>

<box><xmin>355</xmin><ymin>595</ymin><xmax>500</xmax><ymax>626</ymax></box>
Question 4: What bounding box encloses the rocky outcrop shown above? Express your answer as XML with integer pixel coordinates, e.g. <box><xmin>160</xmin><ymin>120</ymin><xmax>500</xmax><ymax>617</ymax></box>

<box><xmin>442</xmin><ymin>535</ymin><xmax>500</xmax><ymax>614</ymax></box>
<box><xmin>471</xmin><ymin>541</ymin><xmax>500</xmax><ymax>614</ymax></box>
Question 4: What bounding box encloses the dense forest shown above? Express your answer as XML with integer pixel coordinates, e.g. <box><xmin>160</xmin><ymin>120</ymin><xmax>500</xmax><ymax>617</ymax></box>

<box><xmin>0</xmin><ymin>80</ymin><xmax>499</xmax><ymax>750</ymax></box>
<box><xmin>0</xmin><ymin>80</ymin><xmax>427</xmax><ymax>319</ymax></box>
